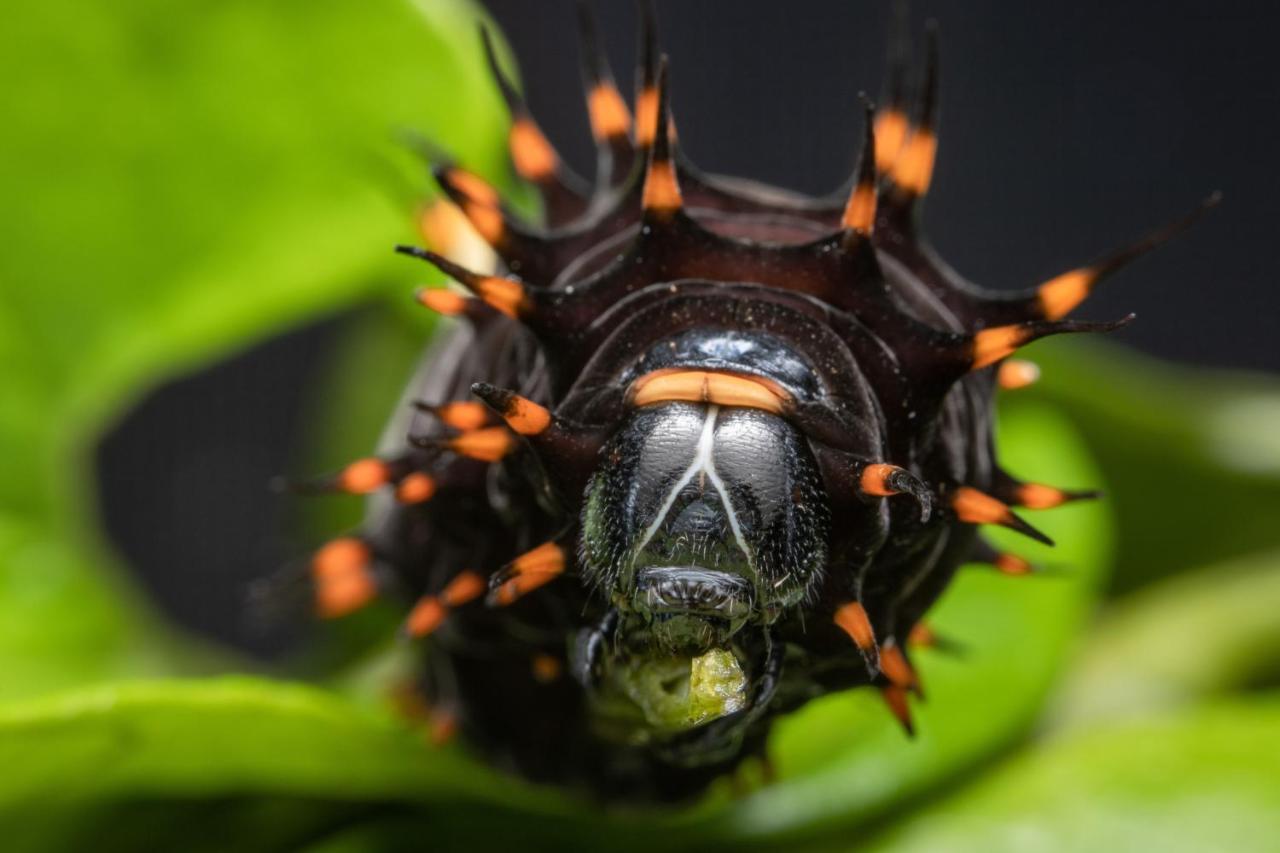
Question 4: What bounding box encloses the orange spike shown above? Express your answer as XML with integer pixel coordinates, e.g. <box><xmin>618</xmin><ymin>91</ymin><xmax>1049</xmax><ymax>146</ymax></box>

<box><xmin>497</xmin><ymin>394</ymin><xmax>552</xmax><ymax>436</ymax></box>
<box><xmin>907</xmin><ymin>622</ymin><xmax>937</xmax><ymax>649</ymax></box>
<box><xmin>415</xmin><ymin>287</ymin><xmax>472</xmax><ymax>316</ymax></box>
<box><xmin>950</xmin><ymin>486</ymin><xmax>1015</xmax><ymax>525</ymax></box>
<box><xmin>878</xmin><ymin>641</ymin><xmax>920</xmax><ymax>694</ymax></box>
<box><xmin>405</xmin><ymin>595</ymin><xmax>446</xmax><ymax>638</ymax></box>
<box><xmin>881</xmin><ymin>685</ymin><xmax>915</xmax><ymax>737</ymax></box>
<box><xmin>992</xmin><ymin>552</ymin><xmax>1034</xmax><ymax>576</ymax></box>
<box><xmin>635</xmin><ymin>85</ymin><xmax>659</xmax><ymax>147</ymax></box>
<box><xmin>589</xmin><ymin>82</ymin><xmax>632</xmax><ymax>141</ymax></box>
<box><xmin>951</xmin><ymin>486</ymin><xmax>1051</xmax><ymax>545</ymax></box>
<box><xmin>971</xmin><ymin>324</ymin><xmax>1034</xmax><ymax>370</ymax></box>
<box><xmin>428</xmin><ymin>708</ymin><xmax>458</xmax><ymax>746</ymax></box>
<box><xmin>446</xmin><ymin>427</ymin><xmax>516</xmax><ymax>463</ymax></box>
<box><xmin>531</xmin><ymin>653</ymin><xmax>563</xmax><ymax>684</ymax></box>
<box><xmin>628</xmin><ymin>369</ymin><xmax>791</xmax><ymax>414</ymax></box>
<box><xmin>491</xmin><ymin>570</ymin><xmax>559</xmax><ymax>607</ymax></box>
<box><xmin>508</xmin><ymin>117</ymin><xmax>559</xmax><ymax>182</ymax></box>
<box><xmin>416</xmin><ymin>199</ymin><xmax>471</xmax><ymax>257</ymax></box>
<box><xmin>446</xmin><ymin>168</ymin><xmax>500</xmax><ymax>207</ymax></box>
<box><xmin>441</xmin><ymin>570</ymin><xmax>487</xmax><ymax>607</ymax></box>
<box><xmin>834</xmin><ymin>601</ymin><xmax>877</xmax><ymax>652</ymax></box>
<box><xmin>337</xmin><ymin>458</ymin><xmax>392</xmax><ymax>495</ymax></box>
<box><xmin>404</xmin><ymin>570</ymin><xmax>485</xmax><ymax>638</ymax></box>
<box><xmin>441</xmin><ymin>168</ymin><xmax>505</xmax><ymax>245</ymax></box>
<box><xmin>489</xmin><ymin>542</ymin><xmax>567</xmax><ymax>606</ymax></box>
<box><xmin>889</xmin><ymin>129</ymin><xmax>937</xmax><ymax>196</ymax></box>
<box><xmin>642</xmin><ymin>159</ymin><xmax>682</xmax><ymax>214</ymax></box>
<box><xmin>424</xmin><ymin>400</ymin><xmax>491</xmax><ymax>432</ymax></box>
<box><xmin>311</xmin><ymin>538</ymin><xmax>376</xmax><ymax>619</ymax></box>
<box><xmin>873</xmin><ymin>108</ymin><xmax>908</xmax><ymax>173</ymax></box>
<box><xmin>395</xmin><ymin>472</ymin><xmax>437</xmax><ymax>505</ymax></box>
<box><xmin>997</xmin><ymin>359</ymin><xmax>1041</xmax><ymax>390</ymax></box>
<box><xmin>860</xmin><ymin>463</ymin><xmax>909</xmax><ymax>497</ymax></box>
<box><xmin>469</xmin><ymin>276</ymin><xmax>529</xmax><ymax>319</ymax></box>
<box><xmin>843</xmin><ymin>181</ymin><xmax>877</xmax><ymax>234</ymax></box>
<box><xmin>1037</xmin><ymin>269</ymin><xmax>1096</xmax><ymax>322</ymax></box>
<box><xmin>511</xmin><ymin>541</ymin><xmax>566</xmax><ymax>575</ymax></box>
<box><xmin>1015</xmin><ymin>482</ymin><xmax>1080</xmax><ymax>510</ymax></box>
<box><xmin>843</xmin><ymin>102</ymin><xmax>878</xmax><ymax>233</ymax></box>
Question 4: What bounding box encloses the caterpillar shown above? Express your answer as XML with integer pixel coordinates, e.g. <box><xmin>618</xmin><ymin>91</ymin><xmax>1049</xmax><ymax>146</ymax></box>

<box><xmin>300</xmin><ymin>2</ymin><xmax>1211</xmax><ymax>801</ymax></box>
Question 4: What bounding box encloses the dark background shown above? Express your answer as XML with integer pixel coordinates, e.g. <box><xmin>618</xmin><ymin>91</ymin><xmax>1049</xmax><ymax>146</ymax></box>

<box><xmin>98</xmin><ymin>0</ymin><xmax>1278</xmax><ymax>657</ymax></box>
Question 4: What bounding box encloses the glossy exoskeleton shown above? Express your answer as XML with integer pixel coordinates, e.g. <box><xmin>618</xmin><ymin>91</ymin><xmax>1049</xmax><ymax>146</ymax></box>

<box><xmin>301</xmin><ymin>1</ymin><xmax>1212</xmax><ymax>801</ymax></box>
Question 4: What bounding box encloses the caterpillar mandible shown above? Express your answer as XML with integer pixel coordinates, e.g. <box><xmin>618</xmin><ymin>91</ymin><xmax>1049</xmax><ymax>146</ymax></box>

<box><xmin>300</xmin><ymin>1</ymin><xmax>1211</xmax><ymax>801</ymax></box>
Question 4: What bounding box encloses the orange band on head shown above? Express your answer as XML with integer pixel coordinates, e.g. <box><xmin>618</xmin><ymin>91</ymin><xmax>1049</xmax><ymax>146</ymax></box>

<box><xmin>628</xmin><ymin>369</ymin><xmax>791</xmax><ymax>414</ymax></box>
<box><xmin>890</xmin><ymin>130</ymin><xmax>937</xmax><ymax>196</ymax></box>
<box><xmin>1037</xmin><ymin>268</ymin><xmax>1095</xmax><ymax>321</ymax></box>
<box><xmin>873</xmin><ymin>109</ymin><xmax>908</xmax><ymax>173</ymax></box>
<box><xmin>834</xmin><ymin>601</ymin><xmax>876</xmax><ymax>651</ymax></box>
<box><xmin>509</xmin><ymin>118</ymin><xmax>558</xmax><ymax>181</ymax></box>
<box><xmin>589</xmin><ymin>83</ymin><xmax>632</xmax><ymax>140</ymax></box>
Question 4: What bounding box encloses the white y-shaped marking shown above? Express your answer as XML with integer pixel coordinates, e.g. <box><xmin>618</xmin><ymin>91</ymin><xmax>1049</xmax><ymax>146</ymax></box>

<box><xmin>634</xmin><ymin>405</ymin><xmax>754</xmax><ymax>568</ymax></box>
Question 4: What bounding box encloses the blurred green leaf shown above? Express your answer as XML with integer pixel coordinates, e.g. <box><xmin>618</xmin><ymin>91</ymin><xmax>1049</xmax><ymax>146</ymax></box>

<box><xmin>0</xmin><ymin>0</ymin><xmax>511</xmax><ymax>698</ymax></box>
<box><xmin>862</xmin><ymin>697</ymin><xmax>1280</xmax><ymax>853</ymax></box>
<box><xmin>1052</xmin><ymin>548</ymin><xmax>1280</xmax><ymax>727</ymax></box>
<box><xmin>0</xmin><ymin>677</ymin><xmax>564</xmax><ymax>844</ymax></box>
<box><xmin>1030</xmin><ymin>339</ymin><xmax>1280</xmax><ymax>592</ymax></box>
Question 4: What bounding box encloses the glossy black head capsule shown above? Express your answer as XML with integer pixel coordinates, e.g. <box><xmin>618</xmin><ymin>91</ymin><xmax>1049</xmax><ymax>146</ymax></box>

<box><xmin>581</xmin><ymin>400</ymin><xmax>830</xmax><ymax>653</ymax></box>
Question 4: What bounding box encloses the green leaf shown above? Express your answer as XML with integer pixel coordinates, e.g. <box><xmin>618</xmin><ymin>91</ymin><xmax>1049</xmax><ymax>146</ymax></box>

<box><xmin>1052</xmin><ymin>548</ymin><xmax>1280</xmax><ymax>727</ymax></box>
<box><xmin>0</xmin><ymin>0</ymin><xmax>511</xmax><ymax>698</ymax></box>
<box><xmin>863</xmin><ymin>698</ymin><xmax>1280</xmax><ymax>853</ymax></box>
<box><xmin>1029</xmin><ymin>339</ymin><xmax>1280</xmax><ymax>592</ymax></box>
<box><xmin>0</xmin><ymin>677</ymin><xmax>494</xmax><ymax>805</ymax></box>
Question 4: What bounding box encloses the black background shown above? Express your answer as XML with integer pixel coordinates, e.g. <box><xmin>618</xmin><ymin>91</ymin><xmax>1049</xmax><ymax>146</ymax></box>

<box><xmin>98</xmin><ymin>0</ymin><xmax>1278</xmax><ymax>656</ymax></box>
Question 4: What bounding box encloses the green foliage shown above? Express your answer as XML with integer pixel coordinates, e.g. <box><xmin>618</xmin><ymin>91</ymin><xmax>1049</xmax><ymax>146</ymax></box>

<box><xmin>1</xmin><ymin>0</ymin><xmax>1277</xmax><ymax>849</ymax></box>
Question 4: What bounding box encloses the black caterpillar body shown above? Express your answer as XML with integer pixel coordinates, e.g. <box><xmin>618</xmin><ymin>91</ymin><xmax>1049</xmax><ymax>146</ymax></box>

<box><xmin>304</xmin><ymin>3</ymin><xmax>1208</xmax><ymax>802</ymax></box>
